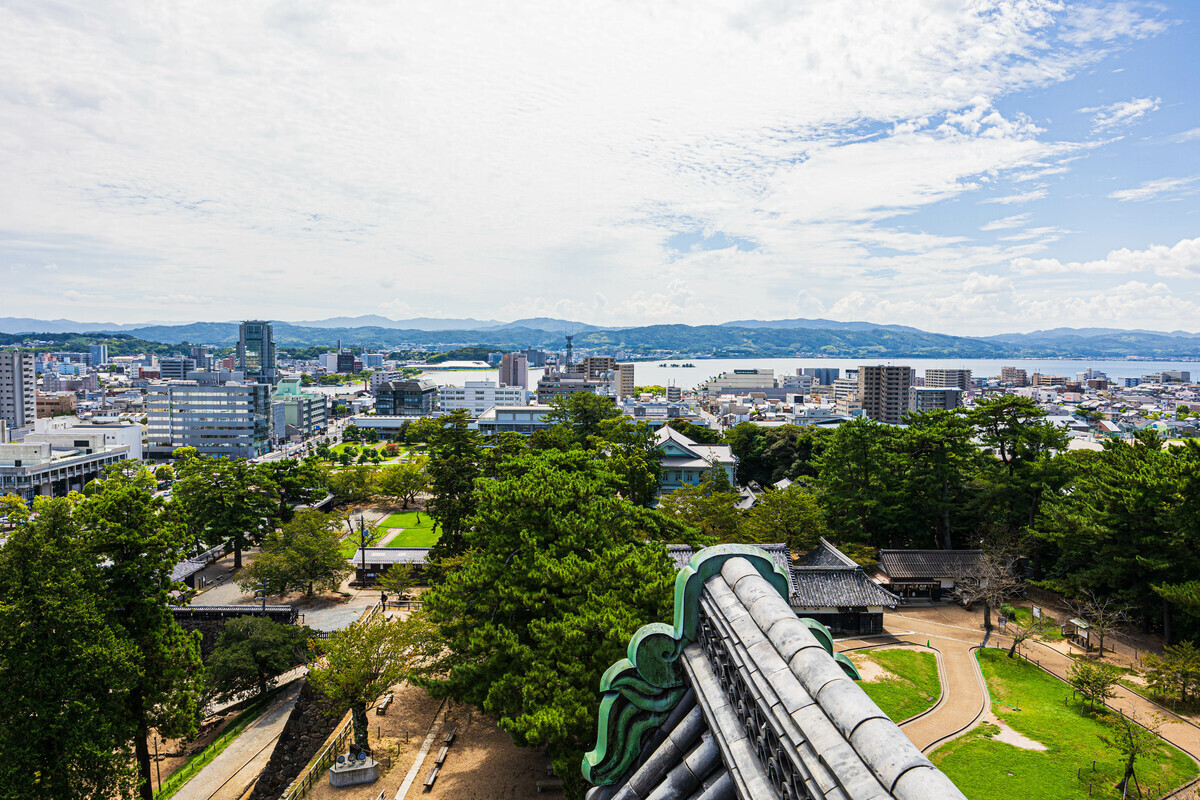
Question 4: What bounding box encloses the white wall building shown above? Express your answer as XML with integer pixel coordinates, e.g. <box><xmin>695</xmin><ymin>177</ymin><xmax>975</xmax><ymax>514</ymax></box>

<box><xmin>439</xmin><ymin>381</ymin><xmax>529</xmax><ymax>417</ymax></box>
<box><xmin>0</xmin><ymin>350</ymin><xmax>36</xmax><ymax>430</ymax></box>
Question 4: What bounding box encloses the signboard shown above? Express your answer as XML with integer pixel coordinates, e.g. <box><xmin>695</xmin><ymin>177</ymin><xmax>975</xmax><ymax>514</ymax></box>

<box><xmin>1032</xmin><ymin>606</ymin><xmax>1042</xmax><ymax>620</ymax></box>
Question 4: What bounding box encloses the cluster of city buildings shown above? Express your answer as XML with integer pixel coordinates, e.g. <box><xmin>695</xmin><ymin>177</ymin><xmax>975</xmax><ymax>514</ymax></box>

<box><xmin>4</xmin><ymin>320</ymin><xmax>1198</xmax><ymax>503</ymax></box>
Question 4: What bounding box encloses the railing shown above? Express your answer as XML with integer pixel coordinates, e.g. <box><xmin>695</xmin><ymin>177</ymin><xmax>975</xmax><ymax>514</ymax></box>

<box><xmin>279</xmin><ymin>715</ymin><xmax>353</xmax><ymax>800</ymax></box>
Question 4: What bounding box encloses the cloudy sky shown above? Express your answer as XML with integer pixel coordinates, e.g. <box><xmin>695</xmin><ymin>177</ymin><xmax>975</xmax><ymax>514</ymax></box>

<box><xmin>1</xmin><ymin>1</ymin><xmax>1197</xmax><ymax>334</ymax></box>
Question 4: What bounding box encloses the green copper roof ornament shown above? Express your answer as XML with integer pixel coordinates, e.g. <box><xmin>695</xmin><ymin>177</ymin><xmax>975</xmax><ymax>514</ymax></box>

<box><xmin>582</xmin><ymin>544</ymin><xmax>857</xmax><ymax>786</ymax></box>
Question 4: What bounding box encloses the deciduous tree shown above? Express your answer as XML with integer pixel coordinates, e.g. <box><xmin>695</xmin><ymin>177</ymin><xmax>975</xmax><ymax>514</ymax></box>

<box><xmin>239</xmin><ymin>510</ymin><xmax>352</xmax><ymax>597</ymax></box>
<box><xmin>206</xmin><ymin>617</ymin><xmax>312</xmax><ymax>702</ymax></box>
<box><xmin>174</xmin><ymin>456</ymin><xmax>279</xmax><ymax>570</ymax></box>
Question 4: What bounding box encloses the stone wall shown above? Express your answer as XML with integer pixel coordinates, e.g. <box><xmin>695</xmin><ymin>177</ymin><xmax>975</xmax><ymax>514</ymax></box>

<box><xmin>248</xmin><ymin>680</ymin><xmax>343</xmax><ymax>800</ymax></box>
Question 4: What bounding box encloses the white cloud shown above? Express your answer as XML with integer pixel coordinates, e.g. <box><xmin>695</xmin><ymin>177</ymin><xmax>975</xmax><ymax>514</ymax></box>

<box><xmin>1080</xmin><ymin>96</ymin><xmax>1160</xmax><ymax>130</ymax></box>
<box><xmin>0</xmin><ymin>0</ymin><xmax>1183</xmax><ymax>328</ymax></box>
<box><xmin>1011</xmin><ymin>237</ymin><xmax>1200</xmax><ymax>277</ymax></box>
<box><xmin>980</xmin><ymin>189</ymin><xmax>1048</xmax><ymax>204</ymax></box>
<box><xmin>1108</xmin><ymin>177</ymin><xmax>1199</xmax><ymax>202</ymax></box>
<box><xmin>981</xmin><ymin>213</ymin><xmax>1031</xmax><ymax>231</ymax></box>
<box><xmin>1169</xmin><ymin>128</ymin><xmax>1200</xmax><ymax>143</ymax></box>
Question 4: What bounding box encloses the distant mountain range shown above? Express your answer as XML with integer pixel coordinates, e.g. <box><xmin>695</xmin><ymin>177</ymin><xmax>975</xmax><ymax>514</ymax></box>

<box><xmin>3</xmin><ymin>316</ymin><xmax>1199</xmax><ymax>359</ymax></box>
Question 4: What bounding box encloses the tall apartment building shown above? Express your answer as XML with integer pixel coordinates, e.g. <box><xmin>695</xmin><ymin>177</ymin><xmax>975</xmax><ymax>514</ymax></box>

<box><xmin>146</xmin><ymin>381</ymin><xmax>272</xmax><ymax>459</ymax></box>
<box><xmin>909</xmin><ymin>387</ymin><xmax>963</xmax><ymax>413</ymax></box>
<box><xmin>0</xmin><ymin>351</ymin><xmax>36</xmax><ymax>430</ymax></box>
<box><xmin>237</xmin><ymin>320</ymin><xmax>277</xmax><ymax>385</ymax></box>
<box><xmin>858</xmin><ymin>365</ymin><xmax>915</xmax><ymax>425</ymax></box>
<box><xmin>336</xmin><ymin>351</ymin><xmax>357</xmax><ymax>374</ymax></box>
<box><xmin>577</xmin><ymin>356</ymin><xmax>618</xmax><ymax>380</ymax></box>
<box><xmin>189</xmin><ymin>346</ymin><xmax>212</xmax><ymax>371</ymax></box>
<box><xmin>362</xmin><ymin>353</ymin><xmax>384</xmax><ymax>369</ymax></box>
<box><xmin>89</xmin><ymin>343</ymin><xmax>109</xmax><ymax>367</ymax></box>
<box><xmin>801</xmin><ymin>367</ymin><xmax>839</xmax><ymax>386</ymax></box>
<box><xmin>779</xmin><ymin>373</ymin><xmax>815</xmax><ymax>392</ymax></box>
<box><xmin>439</xmin><ymin>381</ymin><xmax>528</xmax><ymax>417</ymax></box>
<box><xmin>370</xmin><ymin>369</ymin><xmax>407</xmax><ymax>391</ymax></box>
<box><xmin>616</xmin><ymin>363</ymin><xmax>636</xmax><ymax>398</ymax></box>
<box><xmin>924</xmin><ymin>369</ymin><xmax>972</xmax><ymax>390</ymax></box>
<box><xmin>499</xmin><ymin>352</ymin><xmax>529</xmax><ymax>390</ymax></box>
<box><xmin>521</xmin><ymin>348</ymin><xmax>548</xmax><ymax>367</ymax></box>
<box><xmin>1000</xmin><ymin>366</ymin><xmax>1028</xmax><ymax>387</ymax></box>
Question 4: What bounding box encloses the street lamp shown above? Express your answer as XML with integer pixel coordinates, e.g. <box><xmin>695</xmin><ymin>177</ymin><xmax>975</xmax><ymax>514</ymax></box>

<box><xmin>357</xmin><ymin>513</ymin><xmax>375</xmax><ymax>588</ymax></box>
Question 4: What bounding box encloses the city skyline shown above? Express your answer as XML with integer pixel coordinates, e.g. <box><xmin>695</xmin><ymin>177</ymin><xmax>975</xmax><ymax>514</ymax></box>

<box><xmin>2</xmin><ymin>1</ymin><xmax>1198</xmax><ymax>334</ymax></box>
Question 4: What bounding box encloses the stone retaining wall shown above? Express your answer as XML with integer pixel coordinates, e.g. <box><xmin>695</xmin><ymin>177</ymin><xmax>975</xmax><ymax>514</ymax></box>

<box><xmin>247</xmin><ymin>680</ymin><xmax>342</xmax><ymax>800</ymax></box>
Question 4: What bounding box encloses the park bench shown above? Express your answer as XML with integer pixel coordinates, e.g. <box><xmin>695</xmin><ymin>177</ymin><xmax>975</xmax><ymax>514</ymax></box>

<box><xmin>443</xmin><ymin>727</ymin><xmax>457</xmax><ymax>745</ymax></box>
<box><xmin>423</xmin><ymin>766</ymin><xmax>439</xmax><ymax>791</ymax></box>
<box><xmin>434</xmin><ymin>745</ymin><xmax>449</xmax><ymax>766</ymax></box>
<box><xmin>376</xmin><ymin>693</ymin><xmax>393</xmax><ymax>715</ymax></box>
<box><xmin>536</xmin><ymin>779</ymin><xmax>564</xmax><ymax>793</ymax></box>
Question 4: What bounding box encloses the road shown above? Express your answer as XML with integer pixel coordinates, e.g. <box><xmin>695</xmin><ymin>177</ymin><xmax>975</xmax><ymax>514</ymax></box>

<box><xmin>171</xmin><ymin>680</ymin><xmax>303</xmax><ymax>800</ymax></box>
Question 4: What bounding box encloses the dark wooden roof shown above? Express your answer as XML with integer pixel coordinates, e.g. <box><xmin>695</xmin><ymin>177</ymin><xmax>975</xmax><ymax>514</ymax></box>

<box><xmin>791</xmin><ymin>566</ymin><xmax>901</xmax><ymax>609</ymax></box>
<box><xmin>877</xmin><ymin>550</ymin><xmax>983</xmax><ymax>581</ymax></box>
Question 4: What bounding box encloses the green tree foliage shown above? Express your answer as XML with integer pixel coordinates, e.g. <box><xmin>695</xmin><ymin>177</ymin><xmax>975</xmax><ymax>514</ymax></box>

<box><xmin>375</xmin><ymin>461</ymin><xmax>429</xmax><ymax>509</ymax></box>
<box><xmin>154</xmin><ymin>464</ymin><xmax>175</xmax><ymax>482</ymax></box>
<box><xmin>594</xmin><ymin>418</ymin><xmax>663</xmax><ymax>507</ymax></box>
<box><xmin>1035</xmin><ymin>434</ymin><xmax>1198</xmax><ymax>636</ymax></box>
<box><xmin>0</xmin><ymin>494</ymin><xmax>30</xmax><ymax>530</ymax></box>
<box><xmin>0</xmin><ymin>499</ymin><xmax>141</xmax><ymax>799</ymax></box>
<box><xmin>78</xmin><ymin>469</ymin><xmax>204</xmax><ymax>800</ymax></box>
<box><xmin>813</xmin><ymin>418</ymin><xmax>904</xmax><ymax>548</ymax></box>
<box><xmin>327</xmin><ymin>464</ymin><xmax>376</xmax><ymax>503</ymax></box>
<box><xmin>239</xmin><ymin>510</ymin><xmax>352</xmax><ymax>597</ymax></box>
<box><xmin>725</xmin><ymin>422</ymin><xmax>828</xmax><ymax>486</ymax></box>
<box><xmin>658</xmin><ymin>468</ymin><xmax>741</xmax><ymax>542</ymax></box>
<box><xmin>205</xmin><ymin>617</ymin><xmax>312</xmax><ymax>702</ymax></box>
<box><xmin>1067</xmin><ymin>659</ymin><xmax>1121</xmax><ymax>713</ymax></box>
<box><xmin>262</xmin><ymin>457</ymin><xmax>328</xmax><ymax>522</ymax></box>
<box><xmin>1142</xmin><ymin>641</ymin><xmax>1200</xmax><ymax>705</ymax></box>
<box><xmin>308</xmin><ymin>615</ymin><xmax>424</xmax><ymax>751</ymax></box>
<box><xmin>174</xmin><ymin>456</ymin><xmax>279</xmax><ymax>570</ymax></box>
<box><xmin>425</xmin><ymin>411</ymin><xmax>483</xmax><ymax>559</ymax></box>
<box><xmin>547</xmin><ymin>391</ymin><xmax>622</xmax><ymax>443</ymax></box>
<box><xmin>899</xmin><ymin>409</ymin><xmax>981</xmax><ymax>549</ymax></box>
<box><xmin>663</xmin><ymin>418</ymin><xmax>724</xmax><ymax>445</ymax></box>
<box><xmin>740</xmin><ymin>483</ymin><xmax>828</xmax><ymax>552</ymax></box>
<box><xmin>415</xmin><ymin>449</ymin><xmax>693</xmax><ymax>786</ymax></box>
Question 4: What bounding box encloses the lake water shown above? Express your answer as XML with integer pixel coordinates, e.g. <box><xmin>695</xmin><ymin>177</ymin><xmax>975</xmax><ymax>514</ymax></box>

<box><xmin>423</xmin><ymin>357</ymin><xmax>1195</xmax><ymax>391</ymax></box>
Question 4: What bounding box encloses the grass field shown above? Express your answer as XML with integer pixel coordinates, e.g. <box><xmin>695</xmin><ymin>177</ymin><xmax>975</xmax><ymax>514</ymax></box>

<box><xmin>1008</xmin><ymin>606</ymin><xmax>1064</xmax><ymax>640</ymax></box>
<box><xmin>932</xmin><ymin>649</ymin><xmax>1197</xmax><ymax>800</ymax></box>
<box><xmin>856</xmin><ymin>648</ymin><xmax>940</xmax><ymax>722</ymax></box>
<box><xmin>379</xmin><ymin>511</ymin><xmax>439</xmax><ymax>547</ymax></box>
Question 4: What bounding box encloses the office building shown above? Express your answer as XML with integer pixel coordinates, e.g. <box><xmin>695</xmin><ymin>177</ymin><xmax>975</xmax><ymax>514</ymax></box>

<box><xmin>271</xmin><ymin>377</ymin><xmax>329</xmax><ymax>442</ymax></box>
<box><xmin>1</xmin><ymin>350</ymin><xmax>36</xmax><ymax>430</ymax></box>
<box><xmin>439</xmin><ymin>381</ymin><xmax>528</xmax><ymax>417</ymax></box>
<box><xmin>779</xmin><ymin>373</ymin><xmax>815</xmax><ymax>392</ymax></box>
<box><xmin>666</xmin><ymin>386</ymin><xmax>682</xmax><ymax>402</ymax></box>
<box><xmin>189</xmin><ymin>346</ymin><xmax>212</xmax><ymax>371</ymax></box>
<box><xmin>1031</xmin><ymin>373</ymin><xmax>1069</xmax><ymax>387</ymax></box>
<box><xmin>160</xmin><ymin>357</ymin><xmax>197</xmax><ymax>381</ymax></box>
<box><xmin>370</xmin><ymin>370</ymin><xmax>408</xmax><ymax>392</ymax></box>
<box><xmin>536</xmin><ymin>374</ymin><xmax>607</xmax><ymax>404</ymax></box>
<box><xmin>374</xmin><ymin>380</ymin><xmax>438</xmax><ymax>417</ymax></box>
<box><xmin>1000</xmin><ymin>366</ymin><xmax>1028</xmax><ymax>387</ymax></box>
<box><xmin>578</xmin><ymin>356</ymin><xmax>618</xmax><ymax>381</ymax></box>
<box><xmin>237</xmin><ymin>320</ymin><xmax>277</xmax><ymax>385</ymax></box>
<box><xmin>89</xmin><ymin>343</ymin><xmax>109</xmax><ymax>367</ymax></box>
<box><xmin>521</xmin><ymin>347</ymin><xmax>548</xmax><ymax>367</ymax></box>
<box><xmin>36</xmin><ymin>392</ymin><xmax>76</xmax><ymax>418</ymax></box>
<box><xmin>337</xmin><ymin>351</ymin><xmax>357</xmax><ymax>374</ymax></box>
<box><xmin>616</xmin><ymin>363</ymin><xmax>636</xmax><ymax>398</ymax></box>
<box><xmin>0</xmin><ymin>432</ymin><xmax>131</xmax><ymax>501</ymax></box>
<box><xmin>909</xmin><ymin>386</ymin><xmax>963</xmax><ymax>413</ymax></box>
<box><xmin>499</xmin><ymin>352</ymin><xmax>529</xmax><ymax>390</ymax></box>
<box><xmin>858</xmin><ymin>365</ymin><xmax>914</xmax><ymax>425</ymax></box>
<box><xmin>146</xmin><ymin>381</ymin><xmax>272</xmax><ymax>459</ymax></box>
<box><xmin>704</xmin><ymin>369</ymin><xmax>775</xmax><ymax>394</ymax></box>
<box><xmin>924</xmin><ymin>369</ymin><xmax>972</xmax><ymax>390</ymax></box>
<box><xmin>476</xmin><ymin>405</ymin><xmax>556</xmax><ymax>436</ymax></box>
<box><xmin>362</xmin><ymin>353</ymin><xmax>385</xmax><ymax>369</ymax></box>
<box><xmin>801</xmin><ymin>367</ymin><xmax>839</xmax><ymax>386</ymax></box>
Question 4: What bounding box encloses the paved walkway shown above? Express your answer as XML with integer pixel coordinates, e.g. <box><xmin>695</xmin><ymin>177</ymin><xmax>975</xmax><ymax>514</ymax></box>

<box><xmin>868</xmin><ymin>606</ymin><xmax>1200</xmax><ymax>774</ymax></box>
<box><xmin>172</xmin><ymin>681</ymin><xmax>304</xmax><ymax>800</ymax></box>
<box><xmin>837</xmin><ymin>612</ymin><xmax>989</xmax><ymax>753</ymax></box>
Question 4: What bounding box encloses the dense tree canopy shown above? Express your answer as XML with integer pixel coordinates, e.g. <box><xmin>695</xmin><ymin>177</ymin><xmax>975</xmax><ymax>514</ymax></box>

<box><xmin>174</xmin><ymin>455</ymin><xmax>278</xmax><ymax>570</ymax></box>
<box><xmin>239</xmin><ymin>510</ymin><xmax>351</xmax><ymax>597</ymax></box>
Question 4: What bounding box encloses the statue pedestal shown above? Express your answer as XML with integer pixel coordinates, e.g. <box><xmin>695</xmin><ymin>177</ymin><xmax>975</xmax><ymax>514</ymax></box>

<box><xmin>329</xmin><ymin>758</ymin><xmax>380</xmax><ymax>786</ymax></box>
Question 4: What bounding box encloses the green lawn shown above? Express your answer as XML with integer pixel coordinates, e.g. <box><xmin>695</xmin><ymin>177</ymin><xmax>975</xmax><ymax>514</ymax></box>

<box><xmin>856</xmin><ymin>648</ymin><xmax>940</xmax><ymax>722</ymax></box>
<box><xmin>932</xmin><ymin>649</ymin><xmax>1197</xmax><ymax>800</ymax></box>
<box><xmin>1008</xmin><ymin>606</ymin><xmax>1064</xmax><ymax>640</ymax></box>
<box><xmin>378</xmin><ymin>511</ymin><xmax>439</xmax><ymax>547</ymax></box>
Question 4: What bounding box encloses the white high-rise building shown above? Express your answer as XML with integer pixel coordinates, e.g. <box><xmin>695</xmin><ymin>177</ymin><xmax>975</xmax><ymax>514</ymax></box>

<box><xmin>0</xmin><ymin>350</ymin><xmax>36</xmax><ymax>430</ymax></box>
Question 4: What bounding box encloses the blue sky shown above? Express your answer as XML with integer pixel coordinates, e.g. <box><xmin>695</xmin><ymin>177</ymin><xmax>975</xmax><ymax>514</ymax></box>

<box><xmin>0</xmin><ymin>1</ymin><xmax>1197</xmax><ymax>334</ymax></box>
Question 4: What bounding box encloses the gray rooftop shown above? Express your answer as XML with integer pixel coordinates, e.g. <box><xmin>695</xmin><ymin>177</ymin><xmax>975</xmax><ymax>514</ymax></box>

<box><xmin>877</xmin><ymin>550</ymin><xmax>983</xmax><ymax>581</ymax></box>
